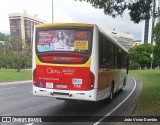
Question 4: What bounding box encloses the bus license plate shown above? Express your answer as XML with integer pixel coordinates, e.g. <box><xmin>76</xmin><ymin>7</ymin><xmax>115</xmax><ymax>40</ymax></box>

<box><xmin>56</xmin><ymin>84</ymin><xmax>67</xmax><ymax>89</ymax></box>
<box><xmin>72</xmin><ymin>78</ymin><xmax>82</xmax><ymax>84</ymax></box>
<box><xmin>46</xmin><ymin>82</ymin><xmax>53</xmax><ymax>89</ymax></box>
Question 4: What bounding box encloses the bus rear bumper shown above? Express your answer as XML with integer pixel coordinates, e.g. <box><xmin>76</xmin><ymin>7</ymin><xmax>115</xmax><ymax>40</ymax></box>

<box><xmin>33</xmin><ymin>85</ymin><xmax>97</xmax><ymax>101</ymax></box>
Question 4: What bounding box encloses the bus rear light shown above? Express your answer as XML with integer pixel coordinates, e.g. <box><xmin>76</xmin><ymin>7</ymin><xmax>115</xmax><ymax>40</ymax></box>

<box><xmin>42</xmin><ymin>56</ymin><xmax>83</xmax><ymax>63</ymax></box>
<box><xmin>87</xmin><ymin>71</ymin><xmax>95</xmax><ymax>90</ymax></box>
<box><xmin>33</xmin><ymin>68</ymin><xmax>38</xmax><ymax>87</ymax></box>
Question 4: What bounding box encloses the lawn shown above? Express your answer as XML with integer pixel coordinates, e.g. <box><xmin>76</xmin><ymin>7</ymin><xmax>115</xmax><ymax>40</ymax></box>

<box><xmin>129</xmin><ymin>69</ymin><xmax>160</xmax><ymax>115</ymax></box>
<box><xmin>0</xmin><ymin>69</ymin><xmax>32</xmax><ymax>82</ymax></box>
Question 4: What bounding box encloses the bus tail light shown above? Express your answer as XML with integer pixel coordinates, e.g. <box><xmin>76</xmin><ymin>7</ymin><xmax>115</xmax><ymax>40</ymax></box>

<box><xmin>33</xmin><ymin>68</ymin><xmax>38</xmax><ymax>87</ymax></box>
<box><xmin>87</xmin><ymin>71</ymin><xmax>95</xmax><ymax>90</ymax></box>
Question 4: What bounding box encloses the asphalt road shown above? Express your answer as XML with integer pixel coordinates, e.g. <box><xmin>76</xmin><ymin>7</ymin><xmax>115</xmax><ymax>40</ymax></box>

<box><xmin>0</xmin><ymin>76</ymin><xmax>142</xmax><ymax>125</ymax></box>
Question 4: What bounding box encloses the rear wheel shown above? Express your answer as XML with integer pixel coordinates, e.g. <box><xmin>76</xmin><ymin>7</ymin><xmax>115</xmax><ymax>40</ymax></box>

<box><xmin>123</xmin><ymin>77</ymin><xmax>127</xmax><ymax>86</ymax></box>
<box><xmin>108</xmin><ymin>87</ymin><xmax>114</xmax><ymax>103</ymax></box>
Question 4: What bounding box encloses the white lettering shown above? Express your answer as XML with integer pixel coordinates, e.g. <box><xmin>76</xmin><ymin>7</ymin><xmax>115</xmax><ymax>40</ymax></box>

<box><xmin>74</xmin><ymin>84</ymin><xmax>81</xmax><ymax>88</ymax></box>
<box><xmin>47</xmin><ymin>68</ymin><xmax>60</xmax><ymax>74</ymax></box>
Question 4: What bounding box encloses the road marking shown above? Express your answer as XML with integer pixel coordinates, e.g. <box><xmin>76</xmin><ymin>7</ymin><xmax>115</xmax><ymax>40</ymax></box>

<box><xmin>26</xmin><ymin>123</ymin><xmax>34</xmax><ymax>125</ymax></box>
<box><xmin>93</xmin><ymin>76</ymin><xmax>137</xmax><ymax>125</ymax></box>
<box><xmin>0</xmin><ymin>87</ymin><xmax>16</xmax><ymax>90</ymax></box>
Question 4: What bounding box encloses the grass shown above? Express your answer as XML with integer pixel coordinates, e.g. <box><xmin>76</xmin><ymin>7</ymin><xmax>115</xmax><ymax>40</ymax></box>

<box><xmin>129</xmin><ymin>69</ymin><xmax>160</xmax><ymax>115</ymax></box>
<box><xmin>0</xmin><ymin>69</ymin><xmax>32</xmax><ymax>83</ymax></box>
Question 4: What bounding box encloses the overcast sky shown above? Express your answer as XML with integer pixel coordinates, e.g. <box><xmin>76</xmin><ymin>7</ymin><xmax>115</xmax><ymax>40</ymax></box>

<box><xmin>0</xmin><ymin>0</ymin><xmax>143</xmax><ymax>40</ymax></box>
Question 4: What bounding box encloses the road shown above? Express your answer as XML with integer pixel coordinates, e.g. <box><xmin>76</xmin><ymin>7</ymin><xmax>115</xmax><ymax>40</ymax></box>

<box><xmin>0</xmin><ymin>76</ymin><xmax>142</xmax><ymax>125</ymax></box>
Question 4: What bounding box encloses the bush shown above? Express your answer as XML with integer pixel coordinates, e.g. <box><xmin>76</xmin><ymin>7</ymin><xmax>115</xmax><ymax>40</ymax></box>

<box><xmin>130</xmin><ymin>61</ymin><xmax>141</xmax><ymax>70</ymax></box>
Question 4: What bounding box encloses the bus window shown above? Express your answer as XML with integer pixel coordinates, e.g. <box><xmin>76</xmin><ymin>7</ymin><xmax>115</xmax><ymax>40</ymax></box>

<box><xmin>118</xmin><ymin>49</ymin><xmax>122</xmax><ymax>68</ymax></box>
<box><xmin>36</xmin><ymin>29</ymin><xmax>92</xmax><ymax>54</ymax></box>
<box><xmin>99</xmin><ymin>34</ymin><xmax>107</xmax><ymax>68</ymax></box>
<box><xmin>36</xmin><ymin>28</ymin><xmax>93</xmax><ymax>64</ymax></box>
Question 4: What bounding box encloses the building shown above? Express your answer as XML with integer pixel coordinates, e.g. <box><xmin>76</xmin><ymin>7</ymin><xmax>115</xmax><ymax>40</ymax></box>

<box><xmin>8</xmin><ymin>11</ymin><xmax>46</xmax><ymax>47</ymax></box>
<box><xmin>104</xmin><ymin>29</ymin><xmax>133</xmax><ymax>50</ymax></box>
<box><xmin>132</xmin><ymin>40</ymin><xmax>143</xmax><ymax>47</ymax></box>
<box><xmin>142</xmin><ymin>0</ymin><xmax>160</xmax><ymax>44</ymax></box>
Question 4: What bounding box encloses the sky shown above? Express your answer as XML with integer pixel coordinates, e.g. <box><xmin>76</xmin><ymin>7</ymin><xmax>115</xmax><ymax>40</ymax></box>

<box><xmin>0</xmin><ymin>0</ymin><xmax>143</xmax><ymax>40</ymax></box>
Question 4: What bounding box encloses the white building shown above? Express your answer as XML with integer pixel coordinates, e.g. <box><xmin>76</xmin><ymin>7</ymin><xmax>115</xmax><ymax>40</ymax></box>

<box><xmin>132</xmin><ymin>40</ymin><xmax>143</xmax><ymax>47</ymax></box>
<box><xmin>104</xmin><ymin>29</ymin><xmax>133</xmax><ymax>50</ymax></box>
<box><xmin>8</xmin><ymin>11</ymin><xmax>46</xmax><ymax>47</ymax></box>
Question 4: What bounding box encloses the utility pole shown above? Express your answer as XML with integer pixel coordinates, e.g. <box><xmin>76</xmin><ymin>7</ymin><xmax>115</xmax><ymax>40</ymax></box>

<box><xmin>151</xmin><ymin>0</ymin><xmax>156</xmax><ymax>44</ymax></box>
<box><xmin>150</xmin><ymin>53</ymin><xmax>153</xmax><ymax>69</ymax></box>
<box><xmin>52</xmin><ymin>0</ymin><xmax>54</xmax><ymax>23</ymax></box>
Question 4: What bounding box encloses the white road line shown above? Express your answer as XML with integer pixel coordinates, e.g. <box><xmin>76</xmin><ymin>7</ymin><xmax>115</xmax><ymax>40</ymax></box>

<box><xmin>93</xmin><ymin>76</ymin><xmax>137</xmax><ymax>125</ymax></box>
<box><xmin>26</xmin><ymin>123</ymin><xmax>34</xmax><ymax>125</ymax></box>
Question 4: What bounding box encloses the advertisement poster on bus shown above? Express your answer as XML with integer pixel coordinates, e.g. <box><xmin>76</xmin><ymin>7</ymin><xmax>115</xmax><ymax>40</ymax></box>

<box><xmin>37</xmin><ymin>30</ymin><xmax>91</xmax><ymax>53</ymax></box>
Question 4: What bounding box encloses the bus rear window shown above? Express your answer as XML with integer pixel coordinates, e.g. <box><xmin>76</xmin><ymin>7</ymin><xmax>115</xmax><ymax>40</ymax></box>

<box><xmin>36</xmin><ymin>28</ymin><xmax>93</xmax><ymax>54</ymax></box>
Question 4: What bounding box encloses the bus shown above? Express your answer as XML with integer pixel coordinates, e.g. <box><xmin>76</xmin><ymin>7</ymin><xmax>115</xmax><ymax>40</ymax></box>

<box><xmin>32</xmin><ymin>23</ymin><xmax>128</xmax><ymax>102</ymax></box>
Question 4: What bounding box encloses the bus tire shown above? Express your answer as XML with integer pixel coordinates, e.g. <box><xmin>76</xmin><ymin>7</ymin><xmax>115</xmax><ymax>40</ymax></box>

<box><xmin>108</xmin><ymin>86</ymin><xmax>114</xmax><ymax>103</ymax></box>
<box><xmin>123</xmin><ymin>77</ymin><xmax>126</xmax><ymax>86</ymax></box>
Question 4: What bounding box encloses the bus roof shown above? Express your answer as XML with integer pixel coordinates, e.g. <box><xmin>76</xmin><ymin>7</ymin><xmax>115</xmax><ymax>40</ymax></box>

<box><xmin>35</xmin><ymin>23</ymin><xmax>94</xmax><ymax>28</ymax></box>
<box><xmin>97</xmin><ymin>25</ymin><xmax>128</xmax><ymax>53</ymax></box>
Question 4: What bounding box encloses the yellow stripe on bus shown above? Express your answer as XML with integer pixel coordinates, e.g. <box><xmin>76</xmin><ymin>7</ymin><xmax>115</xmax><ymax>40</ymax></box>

<box><xmin>36</xmin><ymin>23</ymin><xmax>94</xmax><ymax>28</ymax></box>
<box><xmin>35</xmin><ymin>55</ymin><xmax>91</xmax><ymax>67</ymax></box>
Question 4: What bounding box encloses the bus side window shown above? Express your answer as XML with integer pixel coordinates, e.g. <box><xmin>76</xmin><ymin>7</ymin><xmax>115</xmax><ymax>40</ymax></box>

<box><xmin>115</xmin><ymin>46</ymin><xmax>117</xmax><ymax>67</ymax></box>
<box><xmin>99</xmin><ymin>34</ymin><xmax>103</xmax><ymax>68</ymax></box>
<box><xmin>99</xmin><ymin>34</ymin><xmax>107</xmax><ymax>68</ymax></box>
<box><xmin>118</xmin><ymin>49</ymin><xmax>122</xmax><ymax>68</ymax></box>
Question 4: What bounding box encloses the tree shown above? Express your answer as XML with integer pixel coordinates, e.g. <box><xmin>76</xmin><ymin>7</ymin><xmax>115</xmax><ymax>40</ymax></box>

<box><xmin>153</xmin><ymin>22</ymin><xmax>160</xmax><ymax>65</ymax></box>
<box><xmin>0</xmin><ymin>33</ymin><xmax>32</xmax><ymax>70</ymax></box>
<box><xmin>0</xmin><ymin>32</ymin><xmax>10</xmax><ymax>41</ymax></box>
<box><xmin>9</xmin><ymin>36</ymin><xmax>32</xmax><ymax>72</ymax></box>
<box><xmin>77</xmin><ymin>0</ymin><xmax>159</xmax><ymax>23</ymax></box>
<box><xmin>129</xmin><ymin>43</ymin><xmax>154</xmax><ymax>69</ymax></box>
<box><xmin>16</xmin><ymin>44</ymin><xmax>32</xmax><ymax>72</ymax></box>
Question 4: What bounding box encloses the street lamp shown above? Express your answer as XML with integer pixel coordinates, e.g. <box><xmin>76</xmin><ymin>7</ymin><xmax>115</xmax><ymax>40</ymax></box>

<box><xmin>52</xmin><ymin>0</ymin><xmax>54</xmax><ymax>23</ymax></box>
<box><xmin>150</xmin><ymin>53</ymin><xmax>153</xmax><ymax>69</ymax></box>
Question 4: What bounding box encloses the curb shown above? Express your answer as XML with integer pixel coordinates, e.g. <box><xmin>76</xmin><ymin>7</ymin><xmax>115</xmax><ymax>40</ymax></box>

<box><xmin>0</xmin><ymin>80</ymin><xmax>32</xmax><ymax>85</ymax></box>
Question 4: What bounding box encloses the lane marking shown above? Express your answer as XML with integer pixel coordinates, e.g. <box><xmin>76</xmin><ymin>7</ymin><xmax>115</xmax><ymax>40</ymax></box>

<box><xmin>26</xmin><ymin>123</ymin><xmax>34</xmax><ymax>125</ymax></box>
<box><xmin>93</xmin><ymin>76</ymin><xmax>137</xmax><ymax>125</ymax></box>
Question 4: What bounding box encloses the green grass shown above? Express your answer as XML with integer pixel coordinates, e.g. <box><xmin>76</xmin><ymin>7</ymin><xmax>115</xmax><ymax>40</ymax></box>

<box><xmin>0</xmin><ymin>69</ymin><xmax>32</xmax><ymax>82</ymax></box>
<box><xmin>129</xmin><ymin>69</ymin><xmax>160</xmax><ymax>115</ymax></box>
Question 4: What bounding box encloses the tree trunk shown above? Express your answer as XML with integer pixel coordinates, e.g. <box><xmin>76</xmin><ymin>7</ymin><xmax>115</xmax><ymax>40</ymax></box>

<box><xmin>17</xmin><ymin>60</ymin><xmax>25</xmax><ymax>72</ymax></box>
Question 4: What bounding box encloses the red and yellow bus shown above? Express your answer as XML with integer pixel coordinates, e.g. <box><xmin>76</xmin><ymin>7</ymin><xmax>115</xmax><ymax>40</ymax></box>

<box><xmin>32</xmin><ymin>23</ymin><xmax>128</xmax><ymax>101</ymax></box>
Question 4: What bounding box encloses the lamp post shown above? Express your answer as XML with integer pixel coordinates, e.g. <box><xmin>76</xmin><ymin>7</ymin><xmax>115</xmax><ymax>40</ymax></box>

<box><xmin>52</xmin><ymin>0</ymin><xmax>54</xmax><ymax>23</ymax></box>
<box><xmin>150</xmin><ymin>53</ymin><xmax>153</xmax><ymax>69</ymax></box>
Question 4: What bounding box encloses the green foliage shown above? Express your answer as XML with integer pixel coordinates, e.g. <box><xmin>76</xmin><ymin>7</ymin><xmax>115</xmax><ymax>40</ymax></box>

<box><xmin>129</xmin><ymin>43</ymin><xmax>153</xmax><ymax>68</ymax></box>
<box><xmin>77</xmin><ymin>0</ymin><xmax>158</xmax><ymax>23</ymax></box>
<box><xmin>153</xmin><ymin>22</ymin><xmax>160</xmax><ymax>62</ymax></box>
<box><xmin>128</xmin><ymin>0</ymin><xmax>152</xmax><ymax>23</ymax></box>
<box><xmin>0</xmin><ymin>32</ymin><xmax>9</xmax><ymax>41</ymax></box>
<box><xmin>0</xmin><ymin>33</ymin><xmax>32</xmax><ymax>70</ymax></box>
<box><xmin>130</xmin><ymin>61</ymin><xmax>141</xmax><ymax>70</ymax></box>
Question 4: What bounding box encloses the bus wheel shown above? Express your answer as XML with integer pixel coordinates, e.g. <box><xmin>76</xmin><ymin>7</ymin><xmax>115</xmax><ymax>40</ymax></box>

<box><xmin>123</xmin><ymin>77</ymin><xmax>126</xmax><ymax>86</ymax></box>
<box><xmin>108</xmin><ymin>87</ymin><xmax>114</xmax><ymax>103</ymax></box>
